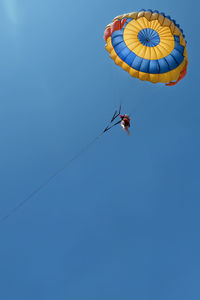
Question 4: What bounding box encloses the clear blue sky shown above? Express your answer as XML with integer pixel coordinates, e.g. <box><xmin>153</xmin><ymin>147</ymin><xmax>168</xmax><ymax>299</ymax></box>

<box><xmin>0</xmin><ymin>0</ymin><xmax>199</xmax><ymax>299</ymax></box>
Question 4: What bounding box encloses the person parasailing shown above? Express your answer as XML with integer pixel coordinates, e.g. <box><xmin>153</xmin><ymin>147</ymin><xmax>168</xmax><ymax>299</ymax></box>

<box><xmin>119</xmin><ymin>114</ymin><xmax>130</xmax><ymax>135</ymax></box>
<box><xmin>103</xmin><ymin>106</ymin><xmax>131</xmax><ymax>135</ymax></box>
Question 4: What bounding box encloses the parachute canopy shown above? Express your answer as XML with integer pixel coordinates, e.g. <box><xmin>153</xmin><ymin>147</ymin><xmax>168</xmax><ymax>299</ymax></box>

<box><xmin>104</xmin><ymin>9</ymin><xmax>188</xmax><ymax>86</ymax></box>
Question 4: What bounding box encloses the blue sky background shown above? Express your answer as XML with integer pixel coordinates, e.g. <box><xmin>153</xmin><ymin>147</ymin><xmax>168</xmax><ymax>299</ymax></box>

<box><xmin>0</xmin><ymin>0</ymin><xmax>199</xmax><ymax>299</ymax></box>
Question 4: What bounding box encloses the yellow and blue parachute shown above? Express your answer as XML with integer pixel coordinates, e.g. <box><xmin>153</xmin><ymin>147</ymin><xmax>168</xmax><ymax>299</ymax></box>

<box><xmin>104</xmin><ymin>9</ymin><xmax>188</xmax><ymax>86</ymax></box>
